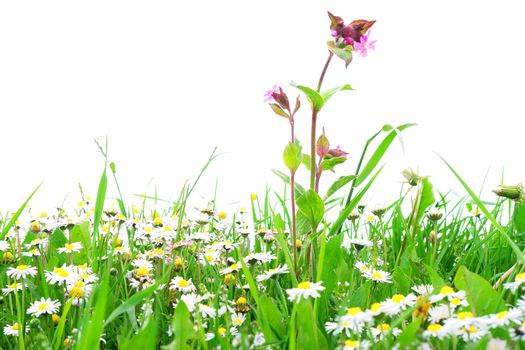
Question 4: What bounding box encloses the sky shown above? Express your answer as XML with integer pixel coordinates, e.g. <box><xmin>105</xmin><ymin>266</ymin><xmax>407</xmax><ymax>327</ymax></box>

<box><xmin>0</xmin><ymin>1</ymin><xmax>524</xmax><ymax>214</ymax></box>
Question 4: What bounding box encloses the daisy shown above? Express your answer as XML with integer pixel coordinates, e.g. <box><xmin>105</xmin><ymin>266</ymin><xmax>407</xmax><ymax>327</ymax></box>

<box><xmin>286</xmin><ymin>281</ymin><xmax>325</xmax><ymax>302</ymax></box>
<box><xmin>3</xmin><ymin>322</ymin><xmax>27</xmax><ymax>336</ymax></box>
<box><xmin>6</xmin><ymin>265</ymin><xmax>38</xmax><ymax>279</ymax></box>
<box><xmin>46</xmin><ymin>265</ymin><xmax>78</xmax><ymax>285</ymax></box>
<box><xmin>200</xmin><ymin>250</ymin><xmax>220</xmax><ymax>266</ymax></box>
<box><xmin>342</xmin><ymin>339</ymin><xmax>370</xmax><ymax>350</ymax></box>
<box><xmin>256</xmin><ymin>265</ymin><xmax>289</xmax><ymax>282</ymax></box>
<box><xmin>371</xmin><ymin>323</ymin><xmax>401</xmax><ymax>340</ymax></box>
<box><xmin>57</xmin><ymin>242</ymin><xmax>82</xmax><ymax>254</ymax></box>
<box><xmin>456</xmin><ymin>325</ymin><xmax>487</xmax><ymax>342</ymax></box>
<box><xmin>2</xmin><ymin>282</ymin><xmax>24</xmax><ymax>295</ymax></box>
<box><xmin>231</xmin><ymin>312</ymin><xmax>246</xmax><ymax>327</ymax></box>
<box><xmin>22</xmin><ymin>248</ymin><xmax>41</xmax><ymax>257</ymax></box>
<box><xmin>245</xmin><ymin>252</ymin><xmax>276</xmax><ymax>265</ymax></box>
<box><xmin>169</xmin><ymin>277</ymin><xmax>196</xmax><ymax>293</ymax></box>
<box><xmin>428</xmin><ymin>304</ymin><xmax>452</xmax><ymax>323</ymax></box>
<box><xmin>27</xmin><ymin>297</ymin><xmax>61</xmax><ymax>317</ymax></box>
<box><xmin>423</xmin><ymin>323</ymin><xmax>448</xmax><ymax>339</ymax></box>
<box><xmin>198</xmin><ymin>303</ymin><xmax>217</xmax><ymax>318</ymax></box>
<box><xmin>486</xmin><ymin>309</ymin><xmax>523</xmax><ymax>328</ymax></box>
<box><xmin>220</xmin><ymin>262</ymin><xmax>241</xmax><ymax>275</ymax></box>
<box><xmin>504</xmin><ymin>273</ymin><xmax>525</xmax><ymax>293</ymax></box>
<box><xmin>429</xmin><ymin>286</ymin><xmax>466</xmax><ymax>303</ymax></box>
<box><xmin>412</xmin><ymin>284</ymin><xmax>434</xmax><ymax>296</ymax></box>
<box><xmin>362</xmin><ymin>269</ymin><xmax>392</xmax><ymax>284</ymax></box>
<box><xmin>382</xmin><ymin>293</ymin><xmax>417</xmax><ymax>315</ymax></box>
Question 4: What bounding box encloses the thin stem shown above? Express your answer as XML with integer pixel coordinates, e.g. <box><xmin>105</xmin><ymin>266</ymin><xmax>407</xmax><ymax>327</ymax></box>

<box><xmin>310</xmin><ymin>51</ymin><xmax>334</xmax><ymax>192</ymax></box>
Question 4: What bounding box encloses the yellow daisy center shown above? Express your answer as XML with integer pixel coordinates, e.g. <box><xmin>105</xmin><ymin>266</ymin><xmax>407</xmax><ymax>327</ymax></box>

<box><xmin>38</xmin><ymin>303</ymin><xmax>47</xmax><ymax>311</ymax></box>
<box><xmin>65</xmin><ymin>243</ymin><xmax>75</xmax><ymax>250</ymax></box>
<box><xmin>427</xmin><ymin>324</ymin><xmax>441</xmax><ymax>332</ymax></box>
<box><xmin>450</xmin><ymin>298</ymin><xmax>461</xmax><ymax>305</ymax></box>
<box><xmin>297</xmin><ymin>282</ymin><xmax>311</xmax><ymax>289</ymax></box>
<box><xmin>497</xmin><ymin>311</ymin><xmax>508</xmax><ymax>319</ymax></box>
<box><xmin>13</xmin><ymin>323</ymin><xmax>19</xmax><ymax>330</ymax></box>
<box><xmin>136</xmin><ymin>267</ymin><xmax>150</xmax><ymax>277</ymax></box>
<box><xmin>370</xmin><ymin>303</ymin><xmax>382</xmax><ymax>312</ymax></box>
<box><xmin>377</xmin><ymin>323</ymin><xmax>390</xmax><ymax>331</ymax></box>
<box><xmin>516</xmin><ymin>273</ymin><xmax>525</xmax><ymax>282</ymax></box>
<box><xmin>54</xmin><ymin>267</ymin><xmax>70</xmax><ymax>277</ymax></box>
<box><xmin>345</xmin><ymin>340</ymin><xmax>359</xmax><ymax>347</ymax></box>
<box><xmin>177</xmin><ymin>279</ymin><xmax>189</xmax><ymax>287</ymax></box>
<box><xmin>439</xmin><ymin>286</ymin><xmax>454</xmax><ymax>294</ymax></box>
<box><xmin>458</xmin><ymin>311</ymin><xmax>474</xmax><ymax>320</ymax></box>
<box><xmin>347</xmin><ymin>307</ymin><xmax>362</xmax><ymax>315</ymax></box>
<box><xmin>16</xmin><ymin>265</ymin><xmax>28</xmax><ymax>271</ymax></box>
<box><xmin>392</xmin><ymin>294</ymin><xmax>405</xmax><ymax>303</ymax></box>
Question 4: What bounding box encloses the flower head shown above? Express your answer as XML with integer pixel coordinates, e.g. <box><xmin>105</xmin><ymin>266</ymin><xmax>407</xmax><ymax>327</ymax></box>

<box><xmin>27</xmin><ymin>297</ymin><xmax>61</xmax><ymax>317</ymax></box>
<box><xmin>286</xmin><ymin>281</ymin><xmax>325</xmax><ymax>302</ymax></box>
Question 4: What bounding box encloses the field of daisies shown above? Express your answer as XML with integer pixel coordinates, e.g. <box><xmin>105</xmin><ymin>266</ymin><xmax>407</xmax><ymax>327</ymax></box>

<box><xmin>2</xmin><ymin>11</ymin><xmax>525</xmax><ymax>350</ymax></box>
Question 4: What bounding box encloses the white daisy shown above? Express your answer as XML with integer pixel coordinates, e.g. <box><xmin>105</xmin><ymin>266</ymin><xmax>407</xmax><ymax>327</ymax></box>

<box><xmin>256</xmin><ymin>265</ymin><xmax>289</xmax><ymax>282</ymax></box>
<box><xmin>362</xmin><ymin>269</ymin><xmax>392</xmax><ymax>284</ymax></box>
<box><xmin>231</xmin><ymin>312</ymin><xmax>246</xmax><ymax>327</ymax></box>
<box><xmin>429</xmin><ymin>286</ymin><xmax>466</xmax><ymax>303</ymax></box>
<box><xmin>169</xmin><ymin>277</ymin><xmax>196</xmax><ymax>293</ymax></box>
<box><xmin>342</xmin><ymin>339</ymin><xmax>370</xmax><ymax>350</ymax></box>
<box><xmin>422</xmin><ymin>323</ymin><xmax>448</xmax><ymax>339</ymax></box>
<box><xmin>412</xmin><ymin>284</ymin><xmax>434</xmax><ymax>296</ymax></box>
<box><xmin>382</xmin><ymin>293</ymin><xmax>417</xmax><ymax>315</ymax></box>
<box><xmin>2</xmin><ymin>282</ymin><xmax>24</xmax><ymax>295</ymax></box>
<box><xmin>57</xmin><ymin>242</ymin><xmax>82</xmax><ymax>254</ymax></box>
<box><xmin>6</xmin><ymin>265</ymin><xmax>38</xmax><ymax>279</ymax></box>
<box><xmin>3</xmin><ymin>322</ymin><xmax>27</xmax><ymax>336</ymax></box>
<box><xmin>0</xmin><ymin>240</ymin><xmax>10</xmax><ymax>251</ymax></box>
<box><xmin>286</xmin><ymin>281</ymin><xmax>325</xmax><ymax>303</ymax></box>
<box><xmin>27</xmin><ymin>297</ymin><xmax>61</xmax><ymax>317</ymax></box>
<box><xmin>220</xmin><ymin>262</ymin><xmax>242</xmax><ymax>275</ymax></box>
<box><xmin>504</xmin><ymin>273</ymin><xmax>525</xmax><ymax>293</ymax></box>
<box><xmin>46</xmin><ymin>265</ymin><xmax>78</xmax><ymax>285</ymax></box>
<box><xmin>486</xmin><ymin>309</ymin><xmax>523</xmax><ymax>328</ymax></box>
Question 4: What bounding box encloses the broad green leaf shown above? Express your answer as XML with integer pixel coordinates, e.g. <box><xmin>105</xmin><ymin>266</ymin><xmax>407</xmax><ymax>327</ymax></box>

<box><xmin>296</xmin><ymin>300</ymin><xmax>327</xmax><ymax>350</ymax></box>
<box><xmin>283</xmin><ymin>140</ymin><xmax>302</xmax><ymax>173</ymax></box>
<box><xmin>167</xmin><ymin>301</ymin><xmax>194</xmax><ymax>350</ymax></box>
<box><xmin>291</xmin><ymin>83</ymin><xmax>324</xmax><ymax>112</ymax></box>
<box><xmin>301</xmin><ymin>153</ymin><xmax>311</xmax><ymax>171</ymax></box>
<box><xmin>260</xmin><ymin>295</ymin><xmax>285</xmax><ymax>340</ymax></box>
<box><xmin>397</xmin><ymin>318</ymin><xmax>422</xmax><ymax>347</ymax></box>
<box><xmin>327</xmin><ymin>42</ymin><xmax>353</xmax><ymax>68</ymax></box>
<box><xmin>425</xmin><ymin>264</ymin><xmax>445</xmax><ymax>290</ymax></box>
<box><xmin>453</xmin><ymin>266</ymin><xmax>506</xmax><ymax>315</ymax></box>
<box><xmin>321</xmin><ymin>84</ymin><xmax>353</xmax><ymax>102</ymax></box>
<box><xmin>120</xmin><ymin>315</ymin><xmax>158</xmax><ymax>350</ymax></box>
<box><xmin>415</xmin><ymin>178</ymin><xmax>435</xmax><ymax>224</ymax></box>
<box><xmin>325</xmin><ymin>175</ymin><xmax>356</xmax><ymax>200</ymax></box>
<box><xmin>320</xmin><ymin>156</ymin><xmax>346</xmax><ymax>171</ymax></box>
<box><xmin>296</xmin><ymin>189</ymin><xmax>325</xmax><ymax>229</ymax></box>
<box><xmin>354</xmin><ymin>124</ymin><xmax>416</xmax><ymax>187</ymax></box>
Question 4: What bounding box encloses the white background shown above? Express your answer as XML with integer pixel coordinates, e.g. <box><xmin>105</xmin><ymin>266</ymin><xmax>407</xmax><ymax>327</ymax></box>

<box><xmin>1</xmin><ymin>1</ymin><xmax>524</xmax><ymax>214</ymax></box>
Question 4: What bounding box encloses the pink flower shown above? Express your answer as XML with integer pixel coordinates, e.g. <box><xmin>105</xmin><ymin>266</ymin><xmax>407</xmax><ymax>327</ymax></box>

<box><xmin>264</xmin><ymin>85</ymin><xmax>280</xmax><ymax>103</ymax></box>
<box><xmin>352</xmin><ymin>31</ymin><xmax>377</xmax><ymax>57</ymax></box>
<box><xmin>328</xmin><ymin>145</ymin><xmax>349</xmax><ymax>158</ymax></box>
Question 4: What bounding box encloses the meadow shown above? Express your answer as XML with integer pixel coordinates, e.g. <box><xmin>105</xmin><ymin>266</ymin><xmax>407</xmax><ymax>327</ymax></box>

<box><xmin>1</xmin><ymin>11</ymin><xmax>525</xmax><ymax>350</ymax></box>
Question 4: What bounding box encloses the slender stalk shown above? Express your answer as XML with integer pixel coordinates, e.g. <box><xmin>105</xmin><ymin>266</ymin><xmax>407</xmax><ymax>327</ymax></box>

<box><xmin>310</xmin><ymin>51</ymin><xmax>334</xmax><ymax>192</ymax></box>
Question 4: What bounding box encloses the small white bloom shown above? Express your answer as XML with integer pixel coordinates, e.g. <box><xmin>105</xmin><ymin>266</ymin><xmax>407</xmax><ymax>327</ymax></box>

<box><xmin>169</xmin><ymin>277</ymin><xmax>196</xmax><ymax>294</ymax></box>
<box><xmin>57</xmin><ymin>242</ymin><xmax>82</xmax><ymax>254</ymax></box>
<box><xmin>3</xmin><ymin>322</ymin><xmax>27</xmax><ymax>336</ymax></box>
<box><xmin>27</xmin><ymin>297</ymin><xmax>61</xmax><ymax>317</ymax></box>
<box><xmin>6</xmin><ymin>265</ymin><xmax>38</xmax><ymax>280</ymax></box>
<box><xmin>286</xmin><ymin>281</ymin><xmax>325</xmax><ymax>303</ymax></box>
<box><xmin>256</xmin><ymin>265</ymin><xmax>289</xmax><ymax>282</ymax></box>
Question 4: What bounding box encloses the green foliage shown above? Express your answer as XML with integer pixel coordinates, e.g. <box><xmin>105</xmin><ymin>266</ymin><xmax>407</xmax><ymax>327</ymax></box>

<box><xmin>296</xmin><ymin>189</ymin><xmax>325</xmax><ymax>230</ymax></box>
<box><xmin>283</xmin><ymin>140</ymin><xmax>303</xmax><ymax>173</ymax></box>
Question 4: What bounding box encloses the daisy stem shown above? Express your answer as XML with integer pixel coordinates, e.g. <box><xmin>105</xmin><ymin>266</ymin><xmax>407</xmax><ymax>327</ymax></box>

<box><xmin>14</xmin><ymin>287</ymin><xmax>25</xmax><ymax>350</ymax></box>
<box><xmin>288</xmin><ymin>302</ymin><xmax>298</xmax><ymax>350</ymax></box>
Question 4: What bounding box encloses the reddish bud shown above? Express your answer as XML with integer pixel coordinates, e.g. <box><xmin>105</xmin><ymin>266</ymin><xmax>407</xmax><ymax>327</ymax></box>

<box><xmin>316</xmin><ymin>131</ymin><xmax>330</xmax><ymax>158</ymax></box>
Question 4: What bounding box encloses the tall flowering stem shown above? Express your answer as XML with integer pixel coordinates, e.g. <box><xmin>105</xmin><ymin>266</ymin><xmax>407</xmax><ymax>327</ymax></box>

<box><xmin>265</xmin><ymin>86</ymin><xmax>301</xmax><ymax>269</ymax></box>
<box><xmin>310</xmin><ymin>52</ymin><xmax>334</xmax><ymax>192</ymax></box>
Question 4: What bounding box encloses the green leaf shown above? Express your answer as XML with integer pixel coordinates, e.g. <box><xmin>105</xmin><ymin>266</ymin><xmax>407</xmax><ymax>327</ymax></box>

<box><xmin>321</xmin><ymin>84</ymin><xmax>353</xmax><ymax>102</ymax></box>
<box><xmin>327</xmin><ymin>42</ymin><xmax>353</xmax><ymax>68</ymax></box>
<box><xmin>1</xmin><ymin>182</ymin><xmax>42</xmax><ymax>239</ymax></box>
<box><xmin>291</xmin><ymin>83</ymin><xmax>324</xmax><ymax>112</ymax></box>
<box><xmin>269</xmin><ymin>103</ymin><xmax>289</xmax><ymax>118</ymax></box>
<box><xmin>301</xmin><ymin>153</ymin><xmax>311</xmax><ymax>171</ymax></box>
<box><xmin>324</xmin><ymin>175</ymin><xmax>356</xmax><ymax>200</ymax></box>
<box><xmin>397</xmin><ymin>317</ymin><xmax>422</xmax><ymax>347</ymax></box>
<box><xmin>283</xmin><ymin>140</ymin><xmax>303</xmax><ymax>173</ymax></box>
<box><xmin>260</xmin><ymin>296</ymin><xmax>285</xmax><ymax>340</ymax></box>
<box><xmin>513</xmin><ymin>201</ymin><xmax>525</xmax><ymax>234</ymax></box>
<box><xmin>271</xmin><ymin>169</ymin><xmax>306</xmax><ymax>197</ymax></box>
<box><xmin>296</xmin><ymin>300</ymin><xmax>327</xmax><ymax>350</ymax></box>
<box><xmin>439</xmin><ymin>154</ymin><xmax>525</xmax><ymax>267</ymax></box>
<box><xmin>415</xmin><ymin>178</ymin><xmax>435</xmax><ymax>224</ymax></box>
<box><xmin>166</xmin><ymin>301</ymin><xmax>194</xmax><ymax>350</ymax></box>
<box><xmin>296</xmin><ymin>189</ymin><xmax>325</xmax><ymax>229</ymax></box>
<box><xmin>425</xmin><ymin>264</ymin><xmax>445</xmax><ymax>290</ymax></box>
<box><xmin>120</xmin><ymin>315</ymin><xmax>158</xmax><ymax>350</ymax></box>
<box><xmin>320</xmin><ymin>156</ymin><xmax>347</xmax><ymax>171</ymax></box>
<box><xmin>354</xmin><ymin>124</ymin><xmax>415</xmax><ymax>187</ymax></box>
<box><xmin>329</xmin><ymin>166</ymin><xmax>383</xmax><ymax>236</ymax></box>
<box><xmin>104</xmin><ymin>282</ymin><xmax>158</xmax><ymax>327</ymax></box>
<box><xmin>453</xmin><ymin>266</ymin><xmax>506</xmax><ymax>315</ymax></box>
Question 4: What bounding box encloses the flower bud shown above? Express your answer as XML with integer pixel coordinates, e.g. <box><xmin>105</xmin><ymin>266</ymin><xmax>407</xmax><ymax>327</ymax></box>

<box><xmin>492</xmin><ymin>183</ymin><xmax>524</xmax><ymax>201</ymax></box>
<box><xmin>316</xmin><ymin>133</ymin><xmax>330</xmax><ymax>158</ymax></box>
<box><xmin>401</xmin><ymin>168</ymin><xmax>421</xmax><ymax>186</ymax></box>
<box><xmin>295</xmin><ymin>239</ymin><xmax>302</xmax><ymax>250</ymax></box>
<box><xmin>426</xmin><ymin>207</ymin><xmax>443</xmax><ymax>221</ymax></box>
<box><xmin>327</xmin><ymin>145</ymin><xmax>349</xmax><ymax>158</ymax></box>
<box><xmin>371</xmin><ymin>204</ymin><xmax>386</xmax><ymax>218</ymax></box>
<box><xmin>347</xmin><ymin>209</ymin><xmax>360</xmax><ymax>222</ymax></box>
<box><xmin>52</xmin><ymin>314</ymin><xmax>61</xmax><ymax>325</ymax></box>
<box><xmin>30</xmin><ymin>221</ymin><xmax>41</xmax><ymax>234</ymax></box>
<box><xmin>2</xmin><ymin>252</ymin><xmax>14</xmax><ymax>263</ymax></box>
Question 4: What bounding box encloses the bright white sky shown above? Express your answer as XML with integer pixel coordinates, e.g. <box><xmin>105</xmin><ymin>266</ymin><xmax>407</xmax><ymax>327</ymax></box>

<box><xmin>1</xmin><ymin>1</ymin><xmax>524</xmax><ymax>214</ymax></box>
